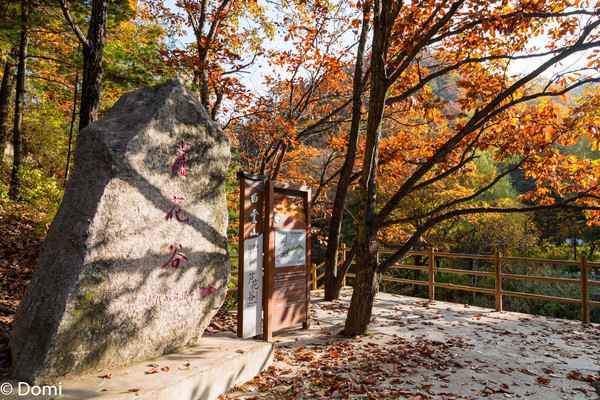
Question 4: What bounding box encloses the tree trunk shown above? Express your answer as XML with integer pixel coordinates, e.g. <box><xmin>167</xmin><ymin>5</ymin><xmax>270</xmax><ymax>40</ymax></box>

<box><xmin>323</xmin><ymin>247</ymin><xmax>345</xmax><ymax>300</ymax></box>
<box><xmin>323</xmin><ymin>3</ymin><xmax>370</xmax><ymax>301</ymax></box>
<box><xmin>0</xmin><ymin>53</ymin><xmax>15</xmax><ymax>164</ymax></box>
<box><xmin>78</xmin><ymin>0</ymin><xmax>107</xmax><ymax>131</ymax></box>
<box><xmin>8</xmin><ymin>0</ymin><xmax>28</xmax><ymax>201</ymax></box>
<box><xmin>198</xmin><ymin>52</ymin><xmax>209</xmax><ymax>109</ymax></box>
<box><xmin>342</xmin><ymin>0</ymin><xmax>392</xmax><ymax>336</ymax></box>
<box><xmin>342</xmin><ymin>235</ymin><xmax>379</xmax><ymax>336</ymax></box>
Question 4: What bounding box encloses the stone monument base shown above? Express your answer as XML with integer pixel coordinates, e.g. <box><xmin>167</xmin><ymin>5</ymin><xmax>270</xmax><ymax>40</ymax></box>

<box><xmin>1</xmin><ymin>334</ymin><xmax>272</xmax><ymax>400</ymax></box>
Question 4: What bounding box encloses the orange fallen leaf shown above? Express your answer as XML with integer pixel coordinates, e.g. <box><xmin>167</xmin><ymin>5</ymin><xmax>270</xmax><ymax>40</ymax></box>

<box><xmin>328</xmin><ymin>349</ymin><xmax>340</xmax><ymax>358</ymax></box>
<box><xmin>536</xmin><ymin>376</ymin><xmax>551</xmax><ymax>385</ymax></box>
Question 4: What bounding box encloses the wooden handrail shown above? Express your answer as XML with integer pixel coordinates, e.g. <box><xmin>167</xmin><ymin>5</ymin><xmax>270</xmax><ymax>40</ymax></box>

<box><xmin>383</xmin><ymin>276</ymin><xmax>428</xmax><ymax>286</ymax></box>
<box><xmin>381</xmin><ymin>250</ymin><xmax>429</xmax><ymax>257</ymax></box>
<box><xmin>588</xmin><ymin>261</ymin><xmax>600</xmax><ymax>267</ymax></box>
<box><xmin>389</xmin><ymin>264</ymin><xmax>428</xmax><ymax>272</ymax></box>
<box><xmin>437</xmin><ymin>267</ymin><xmax>494</xmax><ymax>277</ymax></box>
<box><xmin>502</xmin><ymin>273</ymin><xmax>580</xmax><ymax>284</ymax></box>
<box><xmin>435</xmin><ymin>282</ymin><xmax>496</xmax><ymax>295</ymax></box>
<box><xmin>502</xmin><ymin>290</ymin><xmax>581</xmax><ymax>305</ymax></box>
<box><xmin>502</xmin><ymin>255</ymin><xmax>581</xmax><ymax>266</ymax></box>
<box><xmin>333</xmin><ymin>247</ymin><xmax>599</xmax><ymax>323</ymax></box>
<box><xmin>381</xmin><ymin>250</ymin><xmax>599</xmax><ymax>267</ymax></box>
<box><xmin>434</xmin><ymin>251</ymin><xmax>496</xmax><ymax>261</ymax></box>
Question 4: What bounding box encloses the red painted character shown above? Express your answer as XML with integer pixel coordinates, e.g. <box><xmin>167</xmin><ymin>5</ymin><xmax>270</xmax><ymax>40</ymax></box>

<box><xmin>198</xmin><ymin>286</ymin><xmax>217</xmax><ymax>297</ymax></box>
<box><xmin>165</xmin><ymin>195</ymin><xmax>189</xmax><ymax>222</ymax></box>
<box><xmin>171</xmin><ymin>142</ymin><xmax>191</xmax><ymax>177</ymax></box>
<box><xmin>161</xmin><ymin>244</ymin><xmax>188</xmax><ymax>269</ymax></box>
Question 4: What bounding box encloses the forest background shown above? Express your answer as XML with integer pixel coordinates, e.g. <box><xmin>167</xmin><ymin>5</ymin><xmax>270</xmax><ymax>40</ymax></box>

<box><xmin>0</xmin><ymin>0</ymin><xmax>599</xmax><ymax>328</ymax></box>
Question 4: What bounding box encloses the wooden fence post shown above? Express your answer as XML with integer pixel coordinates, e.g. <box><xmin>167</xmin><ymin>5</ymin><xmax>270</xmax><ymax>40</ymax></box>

<box><xmin>428</xmin><ymin>247</ymin><xmax>436</xmax><ymax>302</ymax></box>
<box><xmin>581</xmin><ymin>256</ymin><xmax>590</xmax><ymax>324</ymax></box>
<box><xmin>311</xmin><ymin>264</ymin><xmax>317</xmax><ymax>290</ymax></box>
<box><xmin>495</xmin><ymin>252</ymin><xmax>503</xmax><ymax>312</ymax></box>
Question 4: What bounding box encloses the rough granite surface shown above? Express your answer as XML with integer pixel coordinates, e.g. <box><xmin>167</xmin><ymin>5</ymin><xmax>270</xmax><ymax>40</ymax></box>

<box><xmin>10</xmin><ymin>80</ymin><xmax>231</xmax><ymax>383</ymax></box>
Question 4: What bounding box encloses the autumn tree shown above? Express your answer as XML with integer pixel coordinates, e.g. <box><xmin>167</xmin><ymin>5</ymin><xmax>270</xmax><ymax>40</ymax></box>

<box><xmin>157</xmin><ymin>0</ymin><xmax>271</xmax><ymax>119</ymax></box>
<box><xmin>8</xmin><ymin>0</ymin><xmax>29</xmax><ymax>200</ymax></box>
<box><xmin>0</xmin><ymin>0</ymin><xmax>14</xmax><ymax>164</ymax></box>
<box><xmin>230</xmin><ymin>0</ymin><xmax>360</xmax><ymax>180</ymax></box>
<box><xmin>0</xmin><ymin>0</ymin><xmax>170</xmax><ymax>206</ymax></box>
<box><xmin>58</xmin><ymin>0</ymin><xmax>112</xmax><ymax>131</ymax></box>
<box><xmin>323</xmin><ymin>0</ymin><xmax>369</xmax><ymax>300</ymax></box>
<box><xmin>0</xmin><ymin>50</ymin><xmax>15</xmax><ymax>164</ymax></box>
<box><xmin>332</xmin><ymin>0</ymin><xmax>600</xmax><ymax>336</ymax></box>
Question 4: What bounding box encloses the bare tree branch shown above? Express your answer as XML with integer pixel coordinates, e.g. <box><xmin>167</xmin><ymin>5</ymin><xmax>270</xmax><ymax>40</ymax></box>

<box><xmin>377</xmin><ymin>193</ymin><xmax>600</xmax><ymax>272</ymax></box>
<box><xmin>58</xmin><ymin>0</ymin><xmax>89</xmax><ymax>48</ymax></box>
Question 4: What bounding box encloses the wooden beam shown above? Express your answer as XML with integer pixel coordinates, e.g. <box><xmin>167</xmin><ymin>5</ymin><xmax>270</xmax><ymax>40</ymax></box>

<box><xmin>581</xmin><ymin>256</ymin><xmax>590</xmax><ymax>324</ymax></box>
<box><xmin>428</xmin><ymin>247</ymin><xmax>436</xmax><ymax>302</ymax></box>
<box><xmin>383</xmin><ymin>277</ymin><xmax>428</xmax><ymax>286</ymax></box>
<box><xmin>495</xmin><ymin>252</ymin><xmax>503</xmax><ymax>312</ymax></box>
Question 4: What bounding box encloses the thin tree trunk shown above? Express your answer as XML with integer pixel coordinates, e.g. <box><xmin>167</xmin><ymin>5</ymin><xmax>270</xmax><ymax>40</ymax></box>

<box><xmin>343</xmin><ymin>0</ymin><xmax>392</xmax><ymax>336</ymax></box>
<box><xmin>9</xmin><ymin>0</ymin><xmax>28</xmax><ymax>201</ymax></box>
<box><xmin>0</xmin><ymin>53</ymin><xmax>15</xmax><ymax>164</ymax></box>
<box><xmin>64</xmin><ymin>64</ymin><xmax>79</xmax><ymax>185</ymax></box>
<box><xmin>324</xmin><ymin>3</ymin><xmax>370</xmax><ymax>301</ymax></box>
<box><xmin>78</xmin><ymin>0</ymin><xmax>107</xmax><ymax>131</ymax></box>
<box><xmin>198</xmin><ymin>48</ymin><xmax>209</xmax><ymax>108</ymax></box>
<box><xmin>193</xmin><ymin>0</ymin><xmax>210</xmax><ymax>108</ymax></box>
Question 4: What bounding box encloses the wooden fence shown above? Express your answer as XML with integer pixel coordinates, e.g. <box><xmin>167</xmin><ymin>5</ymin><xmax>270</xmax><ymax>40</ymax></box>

<box><xmin>311</xmin><ymin>246</ymin><xmax>600</xmax><ymax>323</ymax></box>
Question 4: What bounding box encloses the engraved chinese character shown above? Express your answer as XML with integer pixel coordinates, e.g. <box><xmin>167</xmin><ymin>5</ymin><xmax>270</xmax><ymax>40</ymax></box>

<box><xmin>165</xmin><ymin>195</ymin><xmax>189</xmax><ymax>222</ymax></box>
<box><xmin>171</xmin><ymin>141</ymin><xmax>191</xmax><ymax>177</ymax></box>
<box><xmin>249</xmin><ymin>208</ymin><xmax>259</xmax><ymax>224</ymax></box>
<box><xmin>248</xmin><ymin>208</ymin><xmax>260</xmax><ymax>237</ymax></box>
<box><xmin>161</xmin><ymin>244</ymin><xmax>188</xmax><ymax>269</ymax></box>
<box><xmin>247</xmin><ymin>272</ymin><xmax>259</xmax><ymax>306</ymax></box>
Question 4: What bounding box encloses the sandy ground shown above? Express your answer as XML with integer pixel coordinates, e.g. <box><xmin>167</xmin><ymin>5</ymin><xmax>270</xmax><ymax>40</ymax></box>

<box><xmin>222</xmin><ymin>290</ymin><xmax>600</xmax><ymax>400</ymax></box>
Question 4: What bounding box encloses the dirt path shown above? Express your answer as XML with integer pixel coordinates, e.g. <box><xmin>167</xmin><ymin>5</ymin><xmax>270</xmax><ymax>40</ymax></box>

<box><xmin>222</xmin><ymin>290</ymin><xmax>600</xmax><ymax>400</ymax></box>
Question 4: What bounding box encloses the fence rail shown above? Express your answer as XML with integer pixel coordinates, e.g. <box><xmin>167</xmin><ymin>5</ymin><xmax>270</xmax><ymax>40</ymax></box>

<box><xmin>312</xmin><ymin>246</ymin><xmax>600</xmax><ymax>323</ymax></box>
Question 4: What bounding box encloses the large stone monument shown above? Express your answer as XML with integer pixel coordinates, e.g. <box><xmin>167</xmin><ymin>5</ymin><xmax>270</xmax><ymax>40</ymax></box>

<box><xmin>10</xmin><ymin>80</ymin><xmax>231</xmax><ymax>383</ymax></box>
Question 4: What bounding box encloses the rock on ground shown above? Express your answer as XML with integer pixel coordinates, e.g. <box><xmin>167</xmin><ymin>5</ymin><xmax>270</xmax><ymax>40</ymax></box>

<box><xmin>10</xmin><ymin>79</ymin><xmax>231</xmax><ymax>384</ymax></box>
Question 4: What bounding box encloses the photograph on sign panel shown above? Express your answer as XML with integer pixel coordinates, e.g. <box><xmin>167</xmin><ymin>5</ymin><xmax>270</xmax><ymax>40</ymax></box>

<box><xmin>275</xmin><ymin>229</ymin><xmax>306</xmax><ymax>268</ymax></box>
